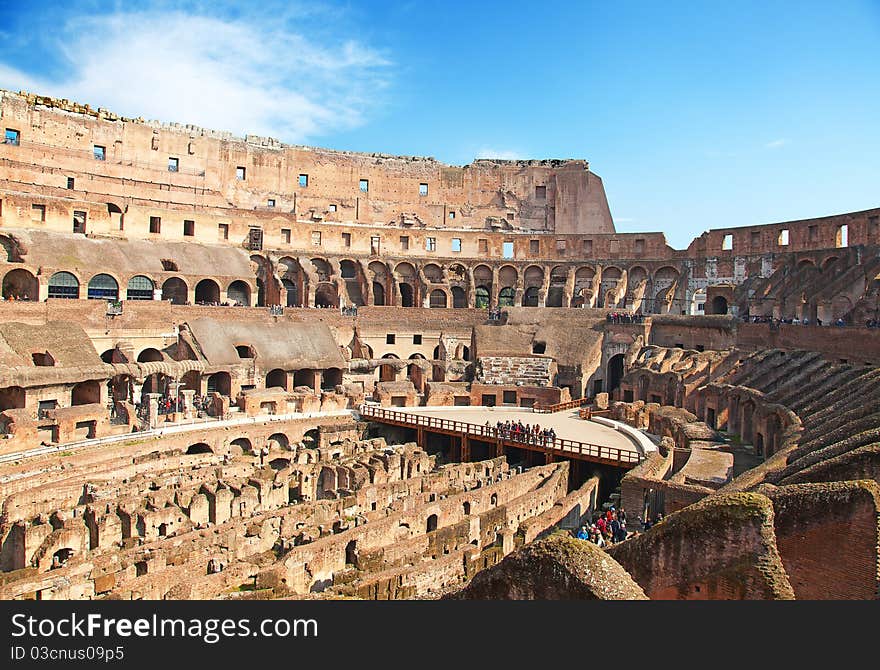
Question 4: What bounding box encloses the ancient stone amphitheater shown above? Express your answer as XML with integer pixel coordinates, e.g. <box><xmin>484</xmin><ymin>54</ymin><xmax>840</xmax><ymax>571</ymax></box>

<box><xmin>0</xmin><ymin>90</ymin><xmax>877</xmax><ymax>600</ymax></box>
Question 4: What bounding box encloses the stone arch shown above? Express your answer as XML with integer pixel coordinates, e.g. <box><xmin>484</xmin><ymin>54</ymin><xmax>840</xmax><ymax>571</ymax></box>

<box><xmin>87</xmin><ymin>273</ymin><xmax>119</xmax><ymax>300</ymax></box>
<box><xmin>266</xmin><ymin>369</ymin><xmax>288</xmax><ymax>390</ymax></box>
<box><xmin>207</xmin><ymin>372</ymin><xmax>231</xmax><ymax>396</ymax></box>
<box><xmin>226</xmin><ymin>280</ymin><xmax>251</xmax><ymax>306</ymax></box>
<box><xmin>474</xmin><ymin>285</ymin><xmax>490</xmax><ymax>309</ymax></box>
<box><xmin>430</xmin><ymin>289</ymin><xmax>448</xmax><ymax>308</ymax></box>
<box><xmin>322</xmin><ymin>368</ymin><xmax>343</xmax><ymax>389</ymax></box>
<box><xmin>547</xmin><ymin>266</ymin><xmax>568</xmax><ymax>307</ymax></box>
<box><xmin>136</xmin><ymin>348</ymin><xmax>164</xmax><ymax>363</ymax></box>
<box><xmin>1</xmin><ymin>268</ymin><xmax>38</xmax><ymax>300</ymax></box>
<box><xmin>126</xmin><ymin>275</ymin><xmax>154</xmax><ymax>301</ymax></box>
<box><xmin>161</xmin><ymin>277</ymin><xmax>188</xmax><ymax>305</ymax></box>
<box><xmin>194</xmin><ymin>279</ymin><xmax>221</xmax><ymax>304</ymax></box>
<box><xmin>711</xmin><ymin>295</ymin><xmax>729</xmax><ymax>315</ymax></box>
<box><xmin>314</xmin><ymin>282</ymin><xmax>338</xmax><ymax>308</ymax></box>
<box><xmin>379</xmin><ymin>354</ymin><xmax>399</xmax><ymax>382</ymax></box>
<box><xmin>607</xmin><ymin>354</ymin><xmax>625</xmax><ymax>394</ymax></box>
<box><xmin>47</xmin><ymin>271</ymin><xmax>80</xmax><ymax>299</ymax></box>
<box><xmin>279</xmin><ymin>257</ymin><xmax>305</xmax><ymax>307</ymax></box>
<box><xmin>499</xmin><ymin>265</ymin><xmax>518</xmax><ymax>288</ymax></box>
<box><xmin>268</xmin><ymin>433</ymin><xmax>290</xmax><ymax>451</ymax></box>
<box><xmin>230</xmin><ymin>437</ymin><xmax>253</xmax><ymax>455</ymax></box>
<box><xmin>0</xmin><ymin>386</ymin><xmax>25</xmax><ymax>411</ymax></box>
<box><xmin>186</xmin><ymin>443</ymin><xmax>212</xmax><ymax>455</ymax></box>
<box><xmin>524</xmin><ymin>265</ymin><xmax>544</xmax><ymax>288</ymax></box>
<box><xmin>71</xmin><ymin>380</ymin><xmax>100</xmax><ymax>406</ymax></box>
<box><xmin>310</xmin><ymin>258</ymin><xmax>333</xmax><ymax>282</ymax></box>
<box><xmin>399</xmin><ymin>282</ymin><xmax>415</xmax><ymax>307</ymax></box>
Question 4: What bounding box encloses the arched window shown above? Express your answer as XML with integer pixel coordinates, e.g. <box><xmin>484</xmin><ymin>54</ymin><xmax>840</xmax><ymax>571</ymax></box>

<box><xmin>48</xmin><ymin>271</ymin><xmax>80</xmax><ymax>299</ymax></box>
<box><xmin>126</xmin><ymin>275</ymin><xmax>154</xmax><ymax>301</ymax></box>
<box><xmin>227</xmin><ymin>281</ymin><xmax>251</xmax><ymax>306</ymax></box>
<box><xmin>429</xmin><ymin>289</ymin><xmax>447</xmax><ymax>308</ymax></box>
<box><xmin>499</xmin><ymin>287</ymin><xmax>515</xmax><ymax>307</ymax></box>
<box><xmin>474</xmin><ymin>286</ymin><xmax>490</xmax><ymax>309</ymax></box>
<box><xmin>87</xmin><ymin>274</ymin><xmax>118</xmax><ymax>300</ymax></box>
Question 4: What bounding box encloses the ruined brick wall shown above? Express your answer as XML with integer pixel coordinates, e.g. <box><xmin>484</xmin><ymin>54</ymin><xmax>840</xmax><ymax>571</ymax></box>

<box><xmin>766</xmin><ymin>481</ymin><xmax>880</xmax><ymax>599</ymax></box>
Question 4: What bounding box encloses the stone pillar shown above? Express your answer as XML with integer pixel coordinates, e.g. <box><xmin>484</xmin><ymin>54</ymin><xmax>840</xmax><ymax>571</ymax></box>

<box><xmin>181</xmin><ymin>390</ymin><xmax>195</xmax><ymax>420</ymax></box>
<box><xmin>144</xmin><ymin>393</ymin><xmax>162</xmax><ymax>429</ymax></box>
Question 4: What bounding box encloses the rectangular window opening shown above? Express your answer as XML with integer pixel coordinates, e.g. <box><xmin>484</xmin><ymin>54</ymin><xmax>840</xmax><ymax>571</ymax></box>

<box><xmin>448</xmin><ymin>211</ymin><xmax>456</xmax><ymax>220</ymax></box>
<box><xmin>31</xmin><ymin>204</ymin><xmax>46</xmax><ymax>222</ymax></box>
<box><xmin>93</xmin><ymin>145</ymin><xmax>106</xmax><ymax>161</ymax></box>
<box><xmin>836</xmin><ymin>224</ymin><xmax>848</xmax><ymax>248</ymax></box>
<box><xmin>236</xmin><ymin>166</ymin><xmax>246</xmax><ymax>180</ymax></box>
<box><xmin>371</xmin><ymin>236</ymin><xmax>380</xmax><ymax>255</ymax></box>
<box><xmin>168</xmin><ymin>157</ymin><xmax>179</xmax><ymax>172</ymax></box>
<box><xmin>778</xmin><ymin>229</ymin><xmax>789</xmax><ymax>246</ymax></box>
<box><xmin>342</xmin><ymin>232</ymin><xmax>351</xmax><ymax>247</ymax></box>
<box><xmin>282</xmin><ymin>228</ymin><xmax>291</xmax><ymax>244</ymax></box>
<box><xmin>183</xmin><ymin>219</ymin><xmax>195</xmax><ymax>236</ymax></box>
<box><xmin>4</xmin><ymin>128</ymin><xmax>20</xmax><ymax>145</ymax></box>
<box><xmin>267</xmin><ymin>199</ymin><xmax>275</xmax><ymax>208</ymax></box>
<box><xmin>583</xmin><ymin>239</ymin><xmax>593</xmax><ymax>254</ymax></box>
<box><xmin>359</xmin><ymin>179</ymin><xmax>369</xmax><ymax>193</ymax></box>
<box><xmin>66</xmin><ymin>177</ymin><xmax>75</xmax><ymax>190</ymax></box>
<box><xmin>386</xmin><ymin>334</ymin><xmax>395</xmax><ymax>344</ymax></box>
<box><xmin>426</xmin><ymin>237</ymin><xmax>436</xmax><ymax>252</ymax></box>
<box><xmin>535</xmin><ymin>185</ymin><xmax>547</xmax><ymax>199</ymax></box>
<box><xmin>530</xmin><ymin>239</ymin><xmax>540</xmax><ymax>254</ymax></box>
<box><xmin>219</xmin><ymin>223</ymin><xmax>229</xmax><ymax>240</ymax></box>
<box><xmin>556</xmin><ymin>239</ymin><xmax>566</xmax><ymax>255</ymax></box>
<box><xmin>478</xmin><ymin>239</ymin><xmax>488</xmax><ymax>254</ymax></box>
<box><xmin>502</xmin><ymin>241</ymin><xmax>514</xmax><ymax>259</ymax></box>
<box><xmin>400</xmin><ymin>235</ymin><xmax>409</xmax><ymax>251</ymax></box>
<box><xmin>328</xmin><ymin>204</ymin><xmax>337</xmax><ymax>212</ymax></box>
<box><xmin>451</xmin><ymin>238</ymin><xmax>462</xmax><ymax>253</ymax></box>
<box><xmin>413</xmin><ymin>334</ymin><xmax>422</xmax><ymax>345</ymax></box>
<box><xmin>73</xmin><ymin>210</ymin><xmax>87</xmax><ymax>234</ymax></box>
<box><xmin>311</xmin><ymin>231</ymin><xmax>322</xmax><ymax>246</ymax></box>
<box><xmin>299</xmin><ymin>174</ymin><xmax>309</xmax><ymax>187</ymax></box>
<box><xmin>722</xmin><ymin>234</ymin><xmax>733</xmax><ymax>251</ymax></box>
<box><xmin>149</xmin><ymin>216</ymin><xmax>161</xmax><ymax>234</ymax></box>
<box><xmin>419</xmin><ymin>183</ymin><xmax>428</xmax><ymax>196</ymax></box>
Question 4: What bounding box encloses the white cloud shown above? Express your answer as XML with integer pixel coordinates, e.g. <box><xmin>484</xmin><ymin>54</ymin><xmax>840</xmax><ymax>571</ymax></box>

<box><xmin>0</xmin><ymin>9</ymin><xmax>392</xmax><ymax>143</ymax></box>
<box><xmin>765</xmin><ymin>138</ymin><xmax>788</xmax><ymax>149</ymax></box>
<box><xmin>475</xmin><ymin>147</ymin><xmax>524</xmax><ymax>160</ymax></box>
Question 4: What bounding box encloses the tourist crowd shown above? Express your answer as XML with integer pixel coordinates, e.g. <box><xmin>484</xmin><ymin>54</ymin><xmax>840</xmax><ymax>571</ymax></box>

<box><xmin>575</xmin><ymin>506</ymin><xmax>629</xmax><ymax>546</ymax></box>
<box><xmin>606</xmin><ymin>312</ymin><xmax>645</xmax><ymax>324</ymax></box>
<box><xmin>485</xmin><ymin>420</ymin><xmax>558</xmax><ymax>446</ymax></box>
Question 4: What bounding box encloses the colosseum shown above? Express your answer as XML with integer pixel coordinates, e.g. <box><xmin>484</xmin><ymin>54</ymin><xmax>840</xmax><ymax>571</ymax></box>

<box><xmin>0</xmin><ymin>90</ymin><xmax>878</xmax><ymax>601</ymax></box>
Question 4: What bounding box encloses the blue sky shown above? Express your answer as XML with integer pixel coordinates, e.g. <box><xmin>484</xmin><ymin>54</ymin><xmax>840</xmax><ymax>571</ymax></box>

<box><xmin>1</xmin><ymin>0</ymin><xmax>878</xmax><ymax>248</ymax></box>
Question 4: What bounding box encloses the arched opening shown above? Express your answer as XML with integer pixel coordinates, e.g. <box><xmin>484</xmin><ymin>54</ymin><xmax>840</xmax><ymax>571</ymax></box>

<box><xmin>399</xmin><ymin>283</ymin><xmax>414</xmax><ymax>307</ymax></box>
<box><xmin>522</xmin><ymin>286</ymin><xmax>540</xmax><ymax>307</ymax></box>
<box><xmin>345</xmin><ymin>540</ymin><xmax>358</xmax><ymax>567</ymax></box>
<box><xmin>490</xmin><ymin>493</ymin><xmax>498</xmax><ymax>506</ymax></box>
<box><xmin>380</xmin><ymin>355</ymin><xmax>398</xmax><ymax>382</ymax></box>
<box><xmin>340</xmin><ymin>260</ymin><xmax>357</xmax><ymax>279</ymax></box>
<box><xmin>372</xmin><ymin>282</ymin><xmax>385</xmax><ymax>306</ymax></box>
<box><xmin>230</xmin><ymin>437</ymin><xmax>252</xmax><ymax>455</ymax></box>
<box><xmin>322</xmin><ymin>368</ymin><xmax>343</xmax><ymax>390</ymax></box>
<box><xmin>499</xmin><ymin>287</ymin><xmax>515</xmax><ymax>307</ymax></box>
<box><xmin>126</xmin><ymin>275</ymin><xmax>154</xmax><ymax>301</ymax></box>
<box><xmin>2</xmin><ymin>268</ymin><xmax>38</xmax><ymax>300</ymax></box>
<box><xmin>52</xmin><ymin>548</ymin><xmax>74</xmax><ymax>568</ymax></box>
<box><xmin>711</xmin><ymin>296</ymin><xmax>728</xmax><ymax>315</ymax></box>
<box><xmin>302</xmin><ymin>428</ymin><xmax>320</xmax><ymax>448</ymax></box>
<box><xmin>607</xmin><ymin>354</ymin><xmax>625</xmax><ymax>394</ymax></box>
<box><xmin>158</xmin><ymin>523</ymin><xmax>168</xmax><ymax>537</ymax></box>
<box><xmin>47</xmin><ymin>271</ymin><xmax>80</xmax><ymax>299</ymax></box>
<box><xmin>474</xmin><ymin>286</ymin><xmax>490</xmax><ymax>309</ymax></box>
<box><xmin>87</xmin><ymin>274</ymin><xmax>118</xmax><ymax>300</ymax></box>
<box><xmin>235</xmin><ymin>345</ymin><xmax>255</xmax><ymax>359</ymax></box>
<box><xmin>429</xmin><ymin>289</ymin><xmax>447</xmax><ymax>308</ymax></box>
<box><xmin>161</xmin><ymin>277</ymin><xmax>188</xmax><ymax>305</ymax></box>
<box><xmin>463</xmin><ymin>501</ymin><xmax>471</xmax><ymax>515</ymax></box>
<box><xmin>71</xmin><ymin>380</ymin><xmax>100</xmax><ymax>406</ymax></box>
<box><xmin>293</xmin><ymin>369</ymin><xmax>317</xmax><ymax>389</ymax></box>
<box><xmin>227</xmin><ymin>280</ymin><xmax>251</xmax><ymax>306</ymax></box>
<box><xmin>423</xmin><ymin>264</ymin><xmax>444</xmax><ymax>284</ymax></box>
<box><xmin>451</xmin><ymin>286</ymin><xmax>467</xmax><ymax>308</ymax></box>
<box><xmin>426</xmin><ymin>514</ymin><xmax>438</xmax><ymax>533</ymax></box>
<box><xmin>266</xmin><ymin>369</ymin><xmax>287</xmax><ymax>390</ymax></box>
<box><xmin>186</xmin><ymin>443</ymin><xmax>212</xmax><ymax>455</ymax></box>
<box><xmin>314</xmin><ymin>282</ymin><xmax>338</xmax><ymax>308</ymax></box>
<box><xmin>194</xmin><ymin>279</ymin><xmax>220</xmax><ymax>305</ymax></box>
<box><xmin>207</xmin><ymin>372</ymin><xmax>231</xmax><ymax>396</ymax></box>
<box><xmin>137</xmin><ymin>348</ymin><xmax>163</xmax><ymax>363</ymax></box>
<box><xmin>282</xmin><ymin>278</ymin><xmax>299</xmax><ymax>307</ymax></box>
<box><xmin>456</xmin><ymin>344</ymin><xmax>471</xmax><ymax>361</ymax></box>
<box><xmin>0</xmin><ymin>386</ymin><xmax>25</xmax><ymax>411</ymax></box>
<box><xmin>268</xmin><ymin>433</ymin><xmax>290</xmax><ymax>451</ymax></box>
<box><xmin>269</xmin><ymin>457</ymin><xmax>290</xmax><ymax>471</ymax></box>
<box><xmin>755</xmin><ymin>432</ymin><xmax>765</xmax><ymax>459</ymax></box>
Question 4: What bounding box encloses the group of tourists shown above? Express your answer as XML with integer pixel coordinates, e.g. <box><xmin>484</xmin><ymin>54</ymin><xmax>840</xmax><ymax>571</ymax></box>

<box><xmin>341</xmin><ymin>305</ymin><xmax>359</xmax><ymax>316</ymax></box>
<box><xmin>575</xmin><ymin>506</ymin><xmax>629</xmax><ymax>546</ymax></box>
<box><xmin>487</xmin><ymin>307</ymin><xmax>504</xmax><ymax>321</ymax></box>
<box><xmin>606</xmin><ymin>312</ymin><xmax>645</xmax><ymax>324</ymax></box>
<box><xmin>486</xmin><ymin>420</ymin><xmax>557</xmax><ymax>446</ymax></box>
<box><xmin>746</xmin><ymin>314</ymin><xmax>880</xmax><ymax>328</ymax></box>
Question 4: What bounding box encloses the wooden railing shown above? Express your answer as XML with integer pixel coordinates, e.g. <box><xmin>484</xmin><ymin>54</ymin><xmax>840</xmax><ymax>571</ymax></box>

<box><xmin>359</xmin><ymin>404</ymin><xmax>642</xmax><ymax>467</ymax></box>
<box><xmin>533</xmin><ymin>397</ymin><xmax>592</xmax><ymax>413</ymax></box>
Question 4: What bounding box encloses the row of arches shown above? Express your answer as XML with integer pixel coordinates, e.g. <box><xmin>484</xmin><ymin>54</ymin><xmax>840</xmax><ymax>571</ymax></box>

<box><xmin>3</xmin><ymin>269</ymin><xmax>254</xmax><ymax>305</ymax></box>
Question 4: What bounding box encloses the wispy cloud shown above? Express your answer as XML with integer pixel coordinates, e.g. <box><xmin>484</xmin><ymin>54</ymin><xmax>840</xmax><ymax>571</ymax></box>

<box><xmin>0</xmin><ymin>7</ymin><xmax>393</xmax><ymax>143</ymax></box>
<box><xmin>475</xmin><ymin>147</ymin><xmax>525</xmax><ymax>160</ymax></box>
<box><xmin>765</xmin><ymin>138</ymin><xmax>789</xmax><ymax>149</ymax></box>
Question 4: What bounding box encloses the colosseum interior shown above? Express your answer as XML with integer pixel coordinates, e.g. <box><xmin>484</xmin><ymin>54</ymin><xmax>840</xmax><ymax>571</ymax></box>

<box><xmin>0</xmin><ymin>89</ymin><xmax>878</xmax><ymax>601</ymax></box>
